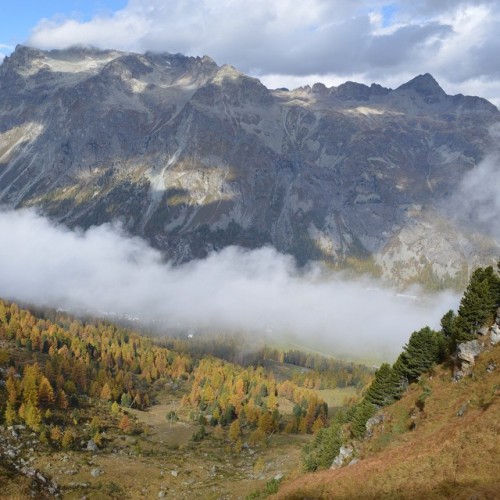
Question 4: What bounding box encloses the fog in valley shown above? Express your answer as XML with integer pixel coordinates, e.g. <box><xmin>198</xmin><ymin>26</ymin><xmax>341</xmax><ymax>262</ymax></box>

<box><xmin>0</xmin><ymin>209</ymin><xmax>461</xmax><ymax>361</ymax></box>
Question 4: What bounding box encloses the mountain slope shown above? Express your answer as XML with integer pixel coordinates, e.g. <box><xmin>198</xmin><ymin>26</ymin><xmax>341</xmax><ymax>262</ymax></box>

<box><xmin>1</xmin><ymin>46</ymin><xmax>499</xmax><ymax>284</ymax></box>
<box><xmin>275</xmin><ymin>342</ymin><xmax>500</xmax><ymax>499</ymax></box>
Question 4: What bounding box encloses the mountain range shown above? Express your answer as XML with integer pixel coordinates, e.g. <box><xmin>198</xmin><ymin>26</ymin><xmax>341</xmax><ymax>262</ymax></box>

<box><xmin>1</xmin><ymin>45</ymin><xmax>499</xmax><ymax>286</ymax></box>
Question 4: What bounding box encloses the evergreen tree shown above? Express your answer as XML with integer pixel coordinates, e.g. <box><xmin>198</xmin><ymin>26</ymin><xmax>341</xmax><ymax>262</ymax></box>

<box><xmin>302</xmin><ymin>421</ymin><xmax>343</xmax><ymax>471</ymax></box>
<box><xmin>364</xmin><ymin>363</ymin><xmax>400</xmax><ymax>406</ymax></box>
<box><xmin>393</xmin><ymin>327</ymin><xmax>443</xmax><ymax>382</ymax></box>
<box><xmin>454</xmin><ymin>267</ymin><xmax>497</xmax><ymax>342</ymax></box>
<box><xmin>440</xmin><ymin>310</ymin><xmax>456</xmax><ymax>339</ymax></box>
<box><xmin>350</xmin><ymin>401</ymin><xmax>376</xmax><ymax>439</ymax></box>
<box><xmin>493</xmin><ymin>260</ymin><xmax>500</xmax><ymax>307</ymax></box>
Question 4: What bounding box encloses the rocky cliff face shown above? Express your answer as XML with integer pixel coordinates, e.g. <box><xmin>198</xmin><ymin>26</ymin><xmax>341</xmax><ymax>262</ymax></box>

<box><xmin>1</xmin><ymin>45</ymin><xmax>499</xmax><ymax>285</ymax></box>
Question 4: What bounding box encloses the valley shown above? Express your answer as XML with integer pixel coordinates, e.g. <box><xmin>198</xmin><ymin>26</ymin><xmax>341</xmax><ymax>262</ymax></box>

<box><xmin>1</xmin><ymin>259</ymin><xmax>499</xmax><ymax>498</ymax></box>
<box><xmin>1</xmin><ymin>10</ymin><xmax>500</xmax><ymax>499</ymax></box>
<box><xmin>0</xmin><ymin>298</ymin><xmax>366</xmax><ymax>499</ymax></box>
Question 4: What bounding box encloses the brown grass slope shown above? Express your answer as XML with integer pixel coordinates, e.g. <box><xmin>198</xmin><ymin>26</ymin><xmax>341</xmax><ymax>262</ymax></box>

<box><xmin>275</xmin><ymin>344</ymin><xmax>500</xmax><ymax>500</ymax></box>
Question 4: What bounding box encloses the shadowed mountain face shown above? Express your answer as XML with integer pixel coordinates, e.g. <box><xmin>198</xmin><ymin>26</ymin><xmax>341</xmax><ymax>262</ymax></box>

<box><xmin>1</xmin><ymin>45</ymin><xmax>499</xmax><ymax>285</ymax></box>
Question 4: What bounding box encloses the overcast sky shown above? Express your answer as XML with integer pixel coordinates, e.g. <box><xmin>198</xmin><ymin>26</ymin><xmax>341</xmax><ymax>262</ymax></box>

<box><xmin>1</xmin><ymin>0</ymin><xmax>500</xmax><ymax>105</ymax></box>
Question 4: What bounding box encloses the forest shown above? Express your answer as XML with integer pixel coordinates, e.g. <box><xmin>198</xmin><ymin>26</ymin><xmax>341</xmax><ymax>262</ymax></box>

<box><xmin>0</xmin><ymin>297</ymin><xmax>368</xmax><ymax>452</ymax></box>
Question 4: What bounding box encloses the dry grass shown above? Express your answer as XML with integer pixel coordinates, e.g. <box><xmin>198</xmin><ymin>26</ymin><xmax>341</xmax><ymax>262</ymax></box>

<box><xmin>1</xmin><ymin>386</ymin><xmax>313</xmax><ymax>499</ymax></box>
<box><xmin>28</xmin><ymin>432</ymin><xmax>309</xmax><ymax>499</ymax></box>
<box><xmin>315</xmin><ymin>387</ymin><xmax>358</xmax><ymax>409</ymax></box>
<box><xmin>275</xmin><ymin>345</ymin><xmax>500</xmax><ymax>499</ymax></box>
<box><xmin>128</xmin><ymin>403</ymin><xmax>197</xmax><ymax>447</ymax></box>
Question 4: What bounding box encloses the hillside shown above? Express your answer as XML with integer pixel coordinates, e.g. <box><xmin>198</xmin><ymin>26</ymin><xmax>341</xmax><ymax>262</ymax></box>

<box><xmin>275</xmin><ymin>264</ymin><xmax>500</xmax><ymax>499</ymax></box>
<box><xmin>1</xmin><ymin>45</ymin><xmax>499</xmax><ymax>286</ymax></box>
<box><xmin>0</xmin><ymin>298</ymin><xmax>367</xmax><ymax>499</ymax></box>
<box><xmin>275</xmin><ymin>342</ymin><xmax>500</xmax><ymax>499</ymax></box>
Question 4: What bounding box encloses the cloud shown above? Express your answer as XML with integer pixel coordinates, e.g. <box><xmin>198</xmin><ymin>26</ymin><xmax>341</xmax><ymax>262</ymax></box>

<box><xmin>0</xmin><ymin>209</ymin><xmax>459</xmax><ymax>361</ymax></box>
<box><xmin>24</xmin><ymin>1</ymin><xmax>500</xmax><ymax>103</ymax></box>
<box><xmin>447</xmin><ymin>125</ymin><xmax>500</xmax><ymax>240</ymax></box>
<box><xmin>28</xmin><ymin>1</ymin><xmax>449</xmax><ymax>77</ymax></box>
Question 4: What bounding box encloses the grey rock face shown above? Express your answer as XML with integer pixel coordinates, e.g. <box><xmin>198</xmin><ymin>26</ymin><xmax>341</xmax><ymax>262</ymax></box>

<box><xmin>330</xmin><ymin>445</ymin><xmax>354</xmax><ymax>469</ymax></box>
<box><xmin>365</xmin><ymin>413</ymin><xmax>384</xmax><ymax>438</ymax></box>
<box><xmin>457</xmin><ymin>340</ymin><xmax>483</xmax><ymax>365</ymax></box>
<box><xmin>490</xmin><ymin>324</ymin><xmax>500</xmax><ymax>345</ymax></box>
<box><xmin>1</xmin><ymin>45</ymin><xmax>499</xmax><ymax>283</ymax></box>
<box><xmin>86</xmin><ymin>439</ymin><xmax>98</xmax><ymax>452</ymax></box>
<box><xmin>455</xmin><ymin>339</ymin><xmax>485</xmax><ymax>379</ymax></box>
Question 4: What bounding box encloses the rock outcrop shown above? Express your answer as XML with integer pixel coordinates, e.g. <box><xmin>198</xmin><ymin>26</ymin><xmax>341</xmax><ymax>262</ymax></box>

<box><xmin>454</xmin><ymin>309</ymin><xmax>500</xmax><ymax>378</ymax></box>
<box><xmin>330</xmin><ymin>445</ymin><xmax>354</xmax><ymax>469</ymax></box>
<box><xmin>0</xmin><ymin>425</ymin><xmax>59</xmax><ymax>496</ymax></box>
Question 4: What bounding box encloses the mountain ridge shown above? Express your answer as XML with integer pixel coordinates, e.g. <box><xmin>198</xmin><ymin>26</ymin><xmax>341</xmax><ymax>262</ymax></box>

<box><xmin>1</xmin><ymin>45</ymin><xmax>499</xmax><ymax>286</ymax></box>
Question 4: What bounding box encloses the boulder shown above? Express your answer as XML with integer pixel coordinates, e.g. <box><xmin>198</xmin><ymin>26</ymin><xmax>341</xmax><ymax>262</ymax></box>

<box><xmin>490</xmin><ymin>324</ymin><xmax>500</xmax><ymax>345</ymax></box>
<box><xmin>86</xmin><ymin>439</ymin><xmax>98</xmax><ymax>452</ymax></box>
<box><xmin>330</xmin><ymin>446</ymin><xmax>354</xmax><ymax>469</ymax></box>
<box><xmin>456</xmin><ymin>402</ymin><xmax>468</xmax><ymax>417</ymax></box>
<box><xmin>457</xmin><ymin>340</ymin><xmax>483</xmax><ymax>365</ymax></box>
<box><xmin>477</xmin><ymin>326</ymin><xmax>489</xmax><ymax>336</ymax></box>
<box><xmin>365</xmin><ymin>413</ymin><xmax>384</xmax><ymax>437</ymax></box>
<box><xmin>90</xmin><ymin>467</ymin><xmax>103</xmax><ymax>477</ymax></box>
<box><xmin>455</xmin><ymin>339</ymin><xmax>484</xmax><ymax>378</ymax></box>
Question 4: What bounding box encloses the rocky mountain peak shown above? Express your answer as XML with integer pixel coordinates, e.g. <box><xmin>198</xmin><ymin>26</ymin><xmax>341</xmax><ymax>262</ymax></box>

<box><xmin>1</xmin><ymin>45</ymin><xmax>43</xmax><ymax>69</ymax></box>
<box><xmin>396</xmin><ymin>73</ymin><xmax>446</xmax><ymax>97</ymax></box>
<box><xmin>333</xmin><ymin>81</ymin><xmax>372</xmax><ymax>101</ymax></box>
<box><xmin>213</xmin><ymin>64</ymin><xmax>245</xmax><ymax>83</ymax></box>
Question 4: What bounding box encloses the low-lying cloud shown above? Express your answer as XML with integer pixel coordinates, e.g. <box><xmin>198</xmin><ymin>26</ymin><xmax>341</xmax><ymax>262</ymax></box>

<box><xmin>0</xmin><ymin>209</ymin><xmax>459</xmax><ymax>361</ymax></box>
<box><xmin>447</xmin><ymin>126</ymin><xmax>500</xmax><ymax>241</ymax></box>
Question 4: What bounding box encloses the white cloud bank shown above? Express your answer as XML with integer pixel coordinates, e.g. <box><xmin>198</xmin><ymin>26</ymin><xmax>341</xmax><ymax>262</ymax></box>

<box><xmin>0</xmin><ymin>209</ymin><xmax>459</xmax><ymax>361</ymax></box>
<box><xmin>447</xmin><ymin>126</ymin><xmax>500</xmax><ymax>240</ymax></box>
<box><xmin>25</xmin><ymin>0</ymin><xmax>500</xmax><ymax>105</ymax></box>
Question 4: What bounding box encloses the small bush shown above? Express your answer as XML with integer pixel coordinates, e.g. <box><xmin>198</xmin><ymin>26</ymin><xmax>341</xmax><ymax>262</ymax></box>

<box><xmin>265</xmin><ymin>478</ymin><xmax>281</xmax><ymax>494</ymax></box>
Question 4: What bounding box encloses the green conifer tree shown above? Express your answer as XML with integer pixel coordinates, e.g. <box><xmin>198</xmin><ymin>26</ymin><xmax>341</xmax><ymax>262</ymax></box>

<box><xmin>393</xmin><ymin>327</ymin><xmax>443</xmax><ymax>382</ymax></box>
<box><xmin>365</xmin><ymin>363</ymin><xmax>400</xmax><ymax>406</ymax></box>
<box><xmin>454</xmin><ymin>267</ymin><xmax>497</xmax><ymax>342</ymax></box>
<box><xmin>350</xmin><ymin>401</ymin><xmax>376</xmax><ymax>439</ymax></box>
